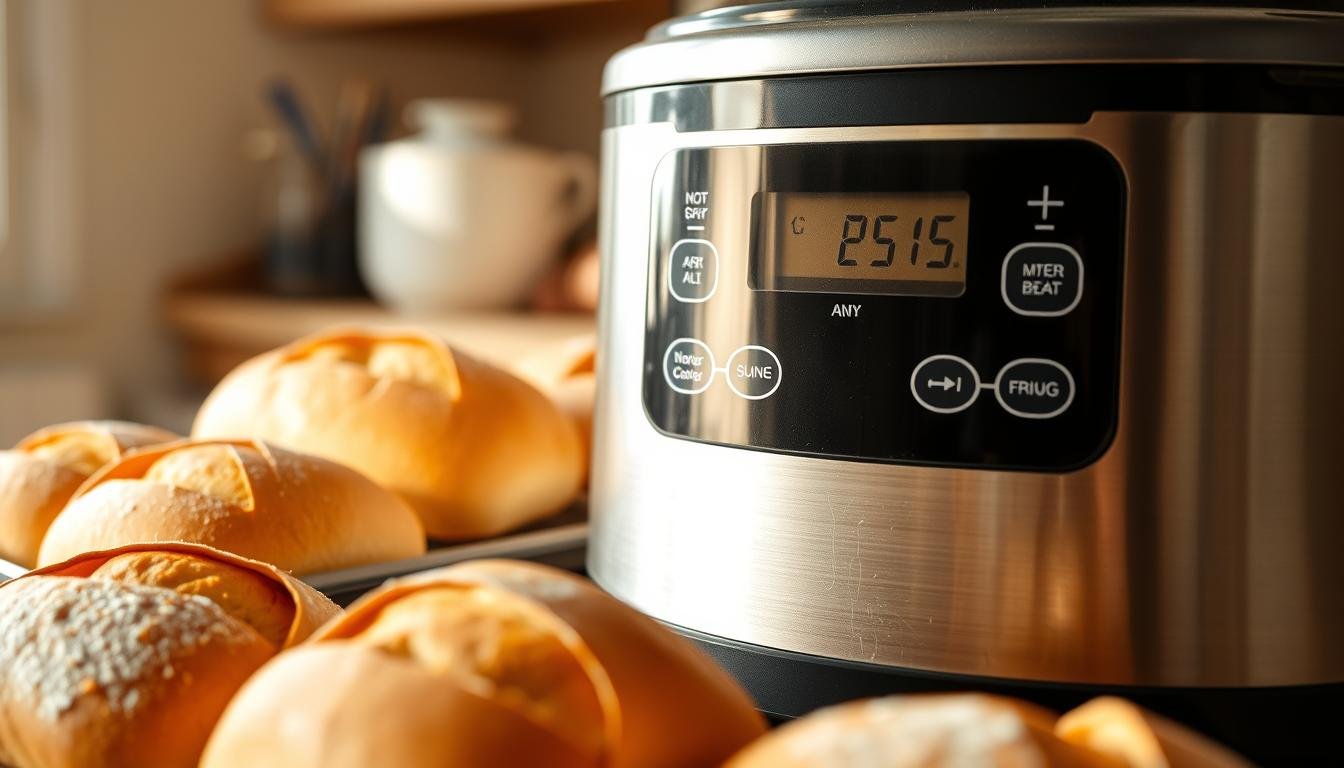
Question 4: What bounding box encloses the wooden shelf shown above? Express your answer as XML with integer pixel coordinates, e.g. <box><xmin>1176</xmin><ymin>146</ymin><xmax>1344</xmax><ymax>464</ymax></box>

<box><xmin>165</xmin><ymin>290</ymin><xmax>594</xmax><ymax>386</ymax></box>
<box><xmin>265</xmin><ymin>0</ymin><xmax>657</xmax><ymax>29</ymax></box>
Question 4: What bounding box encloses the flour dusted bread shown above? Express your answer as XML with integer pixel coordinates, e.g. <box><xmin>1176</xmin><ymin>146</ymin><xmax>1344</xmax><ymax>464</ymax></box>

<box><xmin>726</xmin><ymin>694</ymin><xmax>1124</xmax><ymax>768</ymax></box>
<box><xmin>0</xmin><ymin>421</ymin><xmax>175</xmax><ymax>567</ymax></box>
<box><xmin>191</xmin><ymin>327</ymin><xmax>584</xmax><ymax>540</ymax></box>
<box><xmin>32</xmin><ymin>543</ymin><xmax>341</xmax><ymax>650</ymax></box>
<box><xmin>0</xmin><ymin>577</ymin><xmax>273</xmax><ymax>768</ymax></box>
<box><xmin>0</xmin><ymin>544</ymin><xmax>340</xmax><ymax>768</ymax></box>
<box><xmin>36</xmin><ymin>439</ymin><xmax>426</xmax><ymax>574</ymax></box>
<box><xmin>201</xmin><ymin>559</ymin><xmax>765</xmax><ymax>768</ymax></box>
<box><xmin>91</xmin><ymin>552</ymin><xmax>293</xmax><ymax>648</ymax></box>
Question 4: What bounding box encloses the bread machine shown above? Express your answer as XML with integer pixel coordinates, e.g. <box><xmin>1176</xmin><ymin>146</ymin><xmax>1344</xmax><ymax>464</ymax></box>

<box><xmin>588</xmin><ymin>1</ymin><xmax>1344</xmax><ymax>760</ymax></box>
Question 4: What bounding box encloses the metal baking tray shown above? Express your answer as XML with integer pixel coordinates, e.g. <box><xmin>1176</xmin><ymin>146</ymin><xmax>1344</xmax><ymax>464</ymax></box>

<box><xmin>0</xmin><ymin>556</ymin><xmax>25</xmax><ymax>582</ymax></box>
<box><xmin>306</xmin><ymin>506</ymin><xmax>588</xmax><ymax>605</ymax></box>
<box><xmin>0</xmin><ymin>505</ymin><xmax>588</xmax><ymax>606</ymax></box>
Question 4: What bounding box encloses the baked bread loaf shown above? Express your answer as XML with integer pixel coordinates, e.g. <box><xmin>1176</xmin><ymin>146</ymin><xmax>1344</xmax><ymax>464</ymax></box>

<box><xmin>1056</xmin><ymin>697</ymin><xmax>1251</xmax><ymax>768</ymax></box>
<box><xmin>0</xmin><ymin>579</ymin><xmax>270</xmax><ymax>768</ymax></box>
<box><xmin>726</xmin><ymin>694</ymin><xmax>1124</xmax><ymax>768</ymax></box>
<box><xmin>191</xmin><ymin>327</ymin><xmax>584</xmax><ymax>540</ymax></box>
<box><xmin>201</xmin><ymin>559</ymin><xmax>766</xmax><ymax>768</ymax></box>
<box><xmin>0</xmin><ymin>421</ymin><xmax>176</xmax><ymax>567</ymax></box>
<box><xmin>36</xmin><ymin>439</ymin><xmax>426</xmax><ymax>574</ymax></box>
<box><xmin>0</xmin><ymin>544</ymin><xmax>340</xmax><ymax>768</ymax></box>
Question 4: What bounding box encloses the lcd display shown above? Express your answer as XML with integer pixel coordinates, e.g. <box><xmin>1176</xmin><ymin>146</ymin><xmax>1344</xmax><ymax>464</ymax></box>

<box><xmin>753</xmin><ymin>192</ymin><xmax>970</xmax><ymax>296</ymax></box>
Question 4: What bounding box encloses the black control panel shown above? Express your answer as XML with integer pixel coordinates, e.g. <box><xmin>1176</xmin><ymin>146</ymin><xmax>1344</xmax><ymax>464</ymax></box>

<box><xmin>643</xmin><ymin>140</ymin><xmax>1126</xmax><ymax>471</ymax></box>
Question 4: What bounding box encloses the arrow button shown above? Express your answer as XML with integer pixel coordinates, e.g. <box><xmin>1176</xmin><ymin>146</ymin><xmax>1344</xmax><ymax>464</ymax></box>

<box><xmin>927</xmin><ymin>375</ymin><xmax>962</xmax><ymax>392</ymax></box>
<box><xmin>911</xmin><ymin>355</ymin><xmax>981</xmax><ymax>414</ymax></box>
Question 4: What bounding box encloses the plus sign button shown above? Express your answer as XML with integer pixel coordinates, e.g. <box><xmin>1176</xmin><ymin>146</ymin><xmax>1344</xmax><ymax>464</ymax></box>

<box><xmin>1002</xmin><ymin>242</ymin><xmax>1084</xmax><ymax>317</ymax></box>
<box><xmin>910</xmin><ymin>355</ymin><xmax>981</xmax><ymax>414</ymax></box>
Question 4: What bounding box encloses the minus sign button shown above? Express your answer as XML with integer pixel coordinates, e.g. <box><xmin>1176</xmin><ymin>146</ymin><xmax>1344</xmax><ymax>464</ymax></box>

<box><xmin>687</xmin><ymin>225</ymin><xmax>705</xmax><ymax>231</ymax></box>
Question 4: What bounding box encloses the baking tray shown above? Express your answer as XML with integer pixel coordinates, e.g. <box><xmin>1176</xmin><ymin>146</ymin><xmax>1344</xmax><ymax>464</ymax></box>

<box><xmin>0</xmin><ymin>505</ymin><xmax>588</xmax><ymax>606</ymax></box>
<box><xmin>306</xmin><ymin>505</ymin><xmax>588</xmax><ymax>605</ymax></box>
<box><xmin>0</xmin><ymin>555</ymin><xmax>25</xmax><ymax>582</ymax></box>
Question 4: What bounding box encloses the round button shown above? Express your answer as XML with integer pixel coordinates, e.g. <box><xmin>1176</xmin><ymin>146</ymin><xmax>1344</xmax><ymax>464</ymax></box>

<box><xmin>1001</xmin><ymin>242</ymin><xmax>1084</xmax><ymax>316</ymax></box>
<box><xmin>725</xmin><ymin>345</ymin><xmax>782</xmax><ymax>400</ymax></box>
<box><xmin>667</xmin><ymin>239</ymin><xmax>719</xmax><ymax>303</ymax></box>
<box><xmin>662</xmin><ymin>338</ymin><xmax>715</xmax><ymax>395</ymax></box>
<box><xmin>910</xmin><ymin>355</ymin><xmax>981</xmax><ymax>414</ymax></box>
<box><xmin>994</xmin><ymin>358</ymin><xmax>1075</xmax><ymax>419</ymax></box>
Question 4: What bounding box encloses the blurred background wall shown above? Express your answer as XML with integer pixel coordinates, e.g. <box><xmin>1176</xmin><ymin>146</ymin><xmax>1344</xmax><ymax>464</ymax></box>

<box><xmin>0</xmin><ymin>0</ymin><xmax>658</xmax><ymax>443</ymax></box>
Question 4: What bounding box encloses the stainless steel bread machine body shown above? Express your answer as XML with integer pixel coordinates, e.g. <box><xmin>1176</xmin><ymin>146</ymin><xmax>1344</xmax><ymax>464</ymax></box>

<box><xmin>589</xmin><ymin>2</ymin><xmax>1344</xmax><ymax>701</ymax></box>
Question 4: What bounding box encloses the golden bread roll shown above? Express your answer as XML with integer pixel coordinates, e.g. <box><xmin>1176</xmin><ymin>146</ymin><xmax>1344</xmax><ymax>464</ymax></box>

<box><xmin>1056</xmin><ymin>697</ymin><xmax>1251</xmax><ymax>768</ymax></box>
<box><xmin>0</xmin><ymin>575</ymin><xmax>274</xmax><ymax>768</ymax></box>
<box><xmin>726</xmin><ymin>694</ymin><xmax>1124</xmax><ymax>768</ymax></box>
<box><xmin>201</xmin><ymin>559</ymin><xmax>766</xmax><ymax>768</ymax></box>
<box><xmin>0</xmin><ymin>421</ymin><xmax>176</xmax><ymax>567</ymax></box>
<box><xmin>36</xmin><ymin>439</ymin><xmax>426</xmax><ymax>575</ymax></box>
<box><xmin>191</xmin><ymin>327</ymin><xmax>584</xmax><ymax>540</ymax></box>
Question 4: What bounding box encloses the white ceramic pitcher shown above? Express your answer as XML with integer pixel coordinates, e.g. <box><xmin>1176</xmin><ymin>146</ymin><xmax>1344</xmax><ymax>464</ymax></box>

<box><xmin>359</xmin><ymin>100</ymin><xmax>597</xmax><ymax>312</ymax></box>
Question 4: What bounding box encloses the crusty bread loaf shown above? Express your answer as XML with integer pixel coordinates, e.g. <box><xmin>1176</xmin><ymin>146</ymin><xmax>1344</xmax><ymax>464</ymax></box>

<box><xmin>0</xmin><ymin>421</ymin><xmax>176</xmax><ymax>567</ymax></box>
<box><xmin>0</xmin><ymin>576</ymin><xmax>274</xmax><ymax>768</ymax></box>
<box><xmin>726</xmin><ymin>694</ymin><xmax>1125</xmax><ymax>768</ymax></box>
<box><xmin>36</xmin><ymin>439</ymin><xmax>426</xmax><ymax>575</ymax></box>
<box><xmin>191</xmin><ymin>327</ymin><xmax>584</xmax><ymax>540</ymax></box>
<box><xmin>201</xmin><ymin>559</ymin><xmax>766</xmax><ymax>768</ymax></box>
<box><xmin>1056</xmin><ymin>697</ymin><xmax>1251</xmax><ymax>768</ymax></box>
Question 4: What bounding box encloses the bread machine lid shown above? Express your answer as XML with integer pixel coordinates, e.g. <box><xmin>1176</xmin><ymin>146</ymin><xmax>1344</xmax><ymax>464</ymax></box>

<box><xmin>603</xmin><ymin>2</ymin><xmax>1344</xmax><ymax>95</ymax></box>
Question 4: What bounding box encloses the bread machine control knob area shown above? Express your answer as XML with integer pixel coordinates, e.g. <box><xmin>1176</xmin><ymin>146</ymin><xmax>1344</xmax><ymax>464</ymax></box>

<box><xmin>643</xmin><ymin>141</ymin><xmax>1124</xmax><ymax>471</ymax></box>
<box><xmin>667</xmin><ymin>239</ymin><xmax>719</xmax><ymax>303</ymax></box>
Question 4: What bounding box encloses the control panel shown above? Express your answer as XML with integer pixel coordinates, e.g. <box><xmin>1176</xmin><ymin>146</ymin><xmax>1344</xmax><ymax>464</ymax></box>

<box><xmin>643</xmin><ymin>140</ymin><xmax>1126</xmax><ymax>471</ymax></box>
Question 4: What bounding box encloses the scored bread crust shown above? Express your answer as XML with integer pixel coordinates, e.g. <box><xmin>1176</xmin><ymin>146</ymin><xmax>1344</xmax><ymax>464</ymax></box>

<box><xmin>327</xmin><ymin>559</ymin><xmax>766</xmax><ymax>767</ymax></box>
<box><xmin>25</xmin><ymin>542</ymin><xmax>340</xmax><ymax>648</ymax></box>
<box><xmin>202</xmin><ymin>560</ymin><xmax>766</xmax><ymax>768</ymax></box>
<box><xmin>35</xmin><ymin>439</ymin><xmax>426</xmax><ymax>575</ymax></box>
<box><xmin>200</xmin><ymin>643</ymin><xmax>596</xmax><ymax>768</ymax></box>
<box><xmin>0</xmin><ymin>421</ymin><xmax>177</xmax><ymax>568</ymax></box>
<box><xmin>0</xmin><ymin>575</ymin><xmax>274</xmax><ymax>768</ymax></box>
<box><xmin>191</xmin><ymin>327</ymin><xmax>584</xmax><ymax>540</ymax></box>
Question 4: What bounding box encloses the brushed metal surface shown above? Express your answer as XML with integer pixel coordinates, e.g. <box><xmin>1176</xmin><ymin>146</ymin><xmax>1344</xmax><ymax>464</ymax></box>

<box><xmin>603</xmin><ymin>7</ymin><xmax>1344</xmax><ymax>95</ymax></box>
<box><xmin>589</xmin><ymin>112</ymin><xmax>1344</xmax><ymax>687</ymax></box>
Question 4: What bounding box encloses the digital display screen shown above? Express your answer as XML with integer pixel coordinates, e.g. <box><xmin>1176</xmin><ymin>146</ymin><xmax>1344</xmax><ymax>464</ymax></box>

<box><xmin>752</xmin><ymin>192</ymin><xmax>970</xmax><ymax>296</ymax></box>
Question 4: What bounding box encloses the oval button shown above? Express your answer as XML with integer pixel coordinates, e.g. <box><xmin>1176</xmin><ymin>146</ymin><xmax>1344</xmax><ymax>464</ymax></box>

<box><xmin>662</xmin><ymin>338</ymin><xmax>715</xmax><ymax>395</ymax></box>
<box><xmin>994</xmin><ymin>358</ymin><xmax>1075</xmax><ymax>419</ymax></box>
<box><xmin>910</xmin><ymin>355</ymin><xmax>981</xmax><ymax>414</ymax></box>
<box><xmin>725</xmin><ymin>345</ymin><xmax>782</xmax><ymax>400</ymax></box>
<box><xmin>667</xmin><ymin>239</ymin><xmax>719</xmax><ymax>303</ymax></box>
